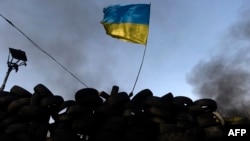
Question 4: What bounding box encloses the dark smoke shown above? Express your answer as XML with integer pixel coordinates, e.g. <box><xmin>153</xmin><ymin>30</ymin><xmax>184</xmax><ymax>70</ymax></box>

<box><xmin>187</xmin><ymin>5</ymin><xmax>250</xmax><ymax>118</ymax></box>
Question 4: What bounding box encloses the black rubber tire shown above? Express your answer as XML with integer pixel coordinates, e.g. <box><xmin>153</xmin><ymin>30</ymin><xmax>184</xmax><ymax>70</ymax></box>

<box><xmin>176</xmin><ymin>113</ymin><xmax>196</xmax><ymax>129</ymax></box>
<box><xmin>101</xmin><ymin>116</ymin><xmax>127</xmax><ymax>132</ymax></box>
<box><xmin>27</xmin><ymin>121</ymin><xmax>40</xmax><ymax>139</ymax></box>
<box><xmin>18</xmin><ymin>105</ymin><xmax>49</xmax><ymax>121</ymax></box>
<box><xmin>160</xmin><ymin>92</ymin><xmax>174</xmax><ymax>103</ymax></box>
<box><xmin>105</xmin><ymin>92</ymin><xmax>130</xmax><ymax>107</ymax></box>
<box><xmin>203</xmin><ymin>126</ymin><xmax>224</xmax><ymax>139</ymax></box>
<box><xmin>193</xmin><ymin>98</ymin><xmax>217</xmax><ymax>113</ymax></box>
<box><xmin>75</xmin><ymin>88</ymin><xmax>103</xmax><ymax>108</ymax></box>
<box><xmin>0</xmin><ymin>95</ymin><xmax>19</xmax><ymax>110</ymax></box>
<box><xmin>126</xmin><ymin>126</ymin><xmax>157</xmax><ymax>141</ymax></box>
<box><xmin>5</xmin><ymin>123</ymin><xmax>29</xmax><ymax>134</ymax></box>
<box><xmin>196</xmin><ymin>112</ymin><xmax>221</xmax><ymax>127</ymax></box>
<box><xmin>159</xmin><ymin>123</ymin><xmax>183</xmax><ymax>134</ymax></box>
<box><xmin>30</xmin><ymin>92</ymin><xmax>42</xmax><ymax>106</ymax></box>
<box><xmin>172</xmin><ymin>96</ymin><xmax>193</xmax><ymax>111</ymax></box>
<box><xmin>33</xmin><ymin>83</ymin><xmax>54</xmax><ymax>98</ymax></box>
<box><xmin>52</xmin><ymin>100</ymin><xmax>76</xmax><ymax>118</ymax></box>
<box><xmin>147</xmin><ymin>116</ymin><xmax>169</xmax><ymax>124</ymax></box>
<box><xmin>143</xmin><ymin>96</ymin><xmax>163</xmax><ymax>107</ymax></box>
<box><xmin>160</xmin><ymin>132</ymin><xmax>186</xmax><ymax>141</ymax></box>
<box><xmin>98</xmin><ymin>91</ymin><xmax>110</xmax><ymax>99</ymax></box>
<box><xmin>94</xmin><ymin>104</ymin><xmax>120</xmax><ymax>117</ymax></box>
<box><xmin>40</xmin><ymin>95</ymin><xmax>64</xmax><ymax>114</ymax></box>
<box><xmin>52</xmin><ymin>131</ymin><xmax>81</xmax><ymax>141</ymax></box>
<box><xmin>10</xmin><ymin>85</ymin><xmax>32</xmax><ymax>98</ymax></box>
<box><xmin>122</xmin><ymin>108</ymin><xmax>143</xmax><ymax>117</ymax></box>
<box><xmin>49</xmin><ymin>122</ymin><xmax>72</xmax><ymax>135</ymax></box>
<box><xmin>0</xmin><ymin>133</ymin><xmax>15</xmax><ymax>141</ymax></box>
<box><xmin>95</xmin><ymin>130</ymin><xmax>124</xmax><ymax>141</ymax></box>
<box><xmin>56</xmin><ymin>113</ymin><xmax>73</xmax><ymax>122</ymax></box>
<box><xmin>7</xmin><ymin>98</ymin><xmax>30</xmax><ymax>112</ymax></box>
<box><xmin>184</xmin><ymin>126</ymin><xmax>205</xmax><ymax>141</ymax></box>
<box><xmin>66</xmin><ymin>105</ymin><xmax>91</xmax><ymax>116</ymax></box>
<box><xmin>110</xmin><ymin>85</ymin><xmax>119</xmax><ymax>96</ymax></box>
<box><xmin>2</xmin><ymin>116</ymin><xmax>22</xmax><ymax>127</ymax></box>
<box><xmin>14</xmin><ymin>133</ymin><xmax>32</xmax><ymax>141</ymax></box>
<box><xmin>0</xmin><ymin>111</ymin><xmax>9</xmax><ymax>121</ymax></box>
<box><xmin>0</xmin><ymin>91</ymin><xmax>12</xmax><ymax>97</ymax></box>
<box><xmin>35</xmin><ymin>122</ymin><xmax>49</xmax><ymax>141</ymax></box>
<box><xmin>72</xmin><ymin>115</ymin><xmax>98</xmax><ymax>134</ymax></box>
<box><xmin>143</xmin><ymin>96</ymin><xmax>175</xmax><ymax>110</ymax></box>
<box><xmin>75</xmin><ymin>88</ymin><xmax>99</xmax><ymax>100</ymax></box>
<box><xmin>132</xmin><ymin>89</ymin><xmax>153</xmax><ymax>102</ymax></box>
<box><xmin>144</xmin><ymin>107</ymin><xmax>176</xmax><ymax>121</ymax></box>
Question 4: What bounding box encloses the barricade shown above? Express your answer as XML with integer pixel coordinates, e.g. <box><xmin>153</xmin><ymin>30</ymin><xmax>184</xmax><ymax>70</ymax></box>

<box><xmin>0</xmin><ymin>84</ymin><xmax>249</xmax><ymax>141</ymax></box>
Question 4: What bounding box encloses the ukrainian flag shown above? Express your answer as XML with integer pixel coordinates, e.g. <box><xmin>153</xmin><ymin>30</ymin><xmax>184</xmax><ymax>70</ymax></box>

<box><xmin>101</xmin><ymin>4</ymin><xmax>150</xmax><ymax>45</ymax></box>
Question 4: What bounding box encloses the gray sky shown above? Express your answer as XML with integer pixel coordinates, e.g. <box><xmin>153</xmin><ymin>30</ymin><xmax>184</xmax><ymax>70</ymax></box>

<box><xmin>0</xmin><ymin>0</ymin><xmax>249</xmax><ymax>105</ymax></box>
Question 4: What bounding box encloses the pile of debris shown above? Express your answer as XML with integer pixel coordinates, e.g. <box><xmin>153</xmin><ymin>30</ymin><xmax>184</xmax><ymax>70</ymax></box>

<box><xmin>0</xmin><ymin>84</ymin><xmax>249</xmax><ymax>141</ymax></box>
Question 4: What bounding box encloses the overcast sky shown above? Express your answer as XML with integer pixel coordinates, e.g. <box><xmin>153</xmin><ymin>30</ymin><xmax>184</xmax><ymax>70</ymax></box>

<box><xmin>0</xmin><ymin>0</ymin><xmax>249</xmax><ymax>104</ymax></box>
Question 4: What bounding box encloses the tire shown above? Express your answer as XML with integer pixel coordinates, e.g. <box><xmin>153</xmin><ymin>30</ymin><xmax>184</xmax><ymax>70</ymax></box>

<box><xmin>2</xmin><ymin>116</ymin><xmax>22</xmax><ymax>127</ymax></box>
<box><xmin>14</xmin><ymin>133</ymin><xmax>32</xmax><ymax>141</ymax></box>
<box><xmin>33</xmin><ymin>84</ymin><xmax>54</xmax><ymax>98</ymax></box>
<box><xmin>35</xmin><ymin>123</ymin><xmax>49</xmax><ymax>141</ymax></box>
<box><xmin>27</xmin><ymin>121</ymin><xmax>40</xmax><ymax>139</ymax></box>
<box><xmin>75</xmin><ymin>88</ymin><xmax>103</xmax><ymax>108</ymax></box>
<box><xmin>144</xmin><ymin>107</ymin><xmax>176</xmax><ymax>121</ymax></box>
<box><xmin>105</xmin><ymin>92</ymin><xmax>130</xmax><ymax>107</ymax></box>
<box><xmin>30</xmin><ymin>92</ymin><xmax>42</xmax><ymax>106</ymax></box>
<box><xmin>110</xmin><ymin>85</ymin><xmax>119</xmax><ymax>96</ymax></box>
<box><xmin>10</xmin><ymin>85</ymin><xmax>32</xmax><ymax>98</ymax></box>
<box><xmin>53</xmin><ymin>100</ymin><xmax>76</xmax><ymax>116</ymax></box>
<box><xmin>160</xmin><ymin>92</ymin><xmax>174</xmax><ymax>103</ymax></box>
<box><xmin>7</xmin><ymin>98</ymin><xmax>30</xmax><ymax>112</ymax></box>
<box><xmin>172</xmin><ymin>96</ymin><xmax>193</xmax><ymax>111</ymax></box>
<box><xmin>212</xmin><ymin>112</ymin><xmax>225</xmax><ymax>126</ymax></box>
<box><xmin>126</xmin><ymin>126</ymin><xmax>157</xmax><ymax>141</ymax></box>
<box><xmin>0</xmin><ymin>111</ymin><xmax>9</xmax><ymax>121</ymax></box>
<box><xmin>122</xmin><ymin>108</ymin><xmax>143</xmax><ymax>117</ymax></box>
<box><xmin>0</xmin><ymin>95</ymin><xmax>19</xmax><ymax>110</ymax></box>
<box><xmin>203</xmin><ymin>126</ymin><xmax>223</xmax><ymax>139</ymax></box>
<box><xmin>143</xmin><ymin>96</ymin><xmax>163</xmax><ymax>107</ymax></box>
<box><xmin>75</xmin><ymin>88</ymin><xmax>99</xmax><ymax>100</ymax></box>
<box><xmin>159</xmin><ymin>123</ymin><xmax>183</xmax><ymax>134</ymax></box>
<box><xmin>95</xmin><ymin>130</ymin><xmax>123</xmax><ymax>141</ymax></box>
<box><xmin>5</xmin><ymin>123</ymin><xmax>29</xmax><ymax>134</ymax></box>
<box><xmin>99</xmin><ymin>91</ymin><xmax>110</xmax><ymax>99</ymax></box>
<box><xmin>196</xmin><ymin>112</ymin><xmax>221</xmax><ymax>127</ymax></box>
<box><xmin>56</xmin><ymin>113</ymin><xmax>73</xmax><ymax>122</ymax></box>
<box><xmin>52</xmin><ymin>131</ymin><xmax>81</xmax><ymax>141</ymax></box>
<box><xmin>132</xmin><ymin>89</ymin><xmax>153</xmax><ymax>102</ymax></box>
<box><xmin>176</xmin><ymin>113</ymin><xmax>195</xmax><ymax>129</ymax></box>
<box><xmin>101</xmin><ymin>116</ymin><xmax>127</xmax><ymax>132</ymax></box>
<box><xmin>40</xmin><ymin>95</ymin><xmax>64</xmax><ymax>114</ymax></box>
<box><xmin>66</xmin><ymin>105</ymin><xmax>91</xmax><ymax>116</ymax></box>
<box><xmin>94</xmin><ymin>104</ymin><xmax>120</xmax><ymax>117</ymax></box>
<box><xmin>72</xmin><ymin>115</ymin><xmax>98</xmax><ymax>134</ymax></box>
<box><xmin>193</xmin><ymin>98</ymin><xmax>217</xmax><ymax>113</ymax></box>
<box><xmin>18</xmin><ymin>105</ymin><xmax>49</xmax><ymax>121</ymax></box>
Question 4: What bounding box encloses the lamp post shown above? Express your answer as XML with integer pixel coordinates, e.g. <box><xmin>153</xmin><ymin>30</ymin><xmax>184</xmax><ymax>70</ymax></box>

<box><xmin>0</xmin><ymin>48</ymin><xmax>27</xmax><ymax>91</ymax></box>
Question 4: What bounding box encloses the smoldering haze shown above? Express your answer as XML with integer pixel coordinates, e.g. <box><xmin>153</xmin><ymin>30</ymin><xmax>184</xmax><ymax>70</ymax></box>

<box><xmin>187</xmin><ymin>5</ymin><xmax>250</xmax><ymax>118</ymax></box>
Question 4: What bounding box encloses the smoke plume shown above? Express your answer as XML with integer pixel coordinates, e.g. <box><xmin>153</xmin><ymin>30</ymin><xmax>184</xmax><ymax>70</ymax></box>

<box><xmin>187</xmin><ymin>6</ymin><xmax>250</xmax><ymax>118</ymax></box>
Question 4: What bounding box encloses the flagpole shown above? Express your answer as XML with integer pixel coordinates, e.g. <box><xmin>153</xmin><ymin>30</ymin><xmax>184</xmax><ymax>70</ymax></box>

<box><xmin>130</xmin><ymin>43</ymin><xmax>148</xmax><ymax>96</ymax></box>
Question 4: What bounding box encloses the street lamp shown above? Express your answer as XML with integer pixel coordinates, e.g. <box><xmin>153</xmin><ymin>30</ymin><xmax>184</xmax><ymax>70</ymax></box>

<box><xmin>0</xmin><ymin>48</ymin><xmax>27</xmax><ymax>91</ymax></box>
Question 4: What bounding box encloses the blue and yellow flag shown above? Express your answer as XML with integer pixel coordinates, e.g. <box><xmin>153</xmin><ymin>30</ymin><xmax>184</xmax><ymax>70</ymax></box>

<box><xmin>101</xmin><ymin>4</ymin><xmax>150</xmax><ymax>45</ymax></box>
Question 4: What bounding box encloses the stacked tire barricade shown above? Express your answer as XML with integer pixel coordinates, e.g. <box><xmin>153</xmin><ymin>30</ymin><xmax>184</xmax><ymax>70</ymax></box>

<box><xmin>0</xmin><ymin>84</ymin><xmax>249</xmax><ymax>141</ymax></box>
